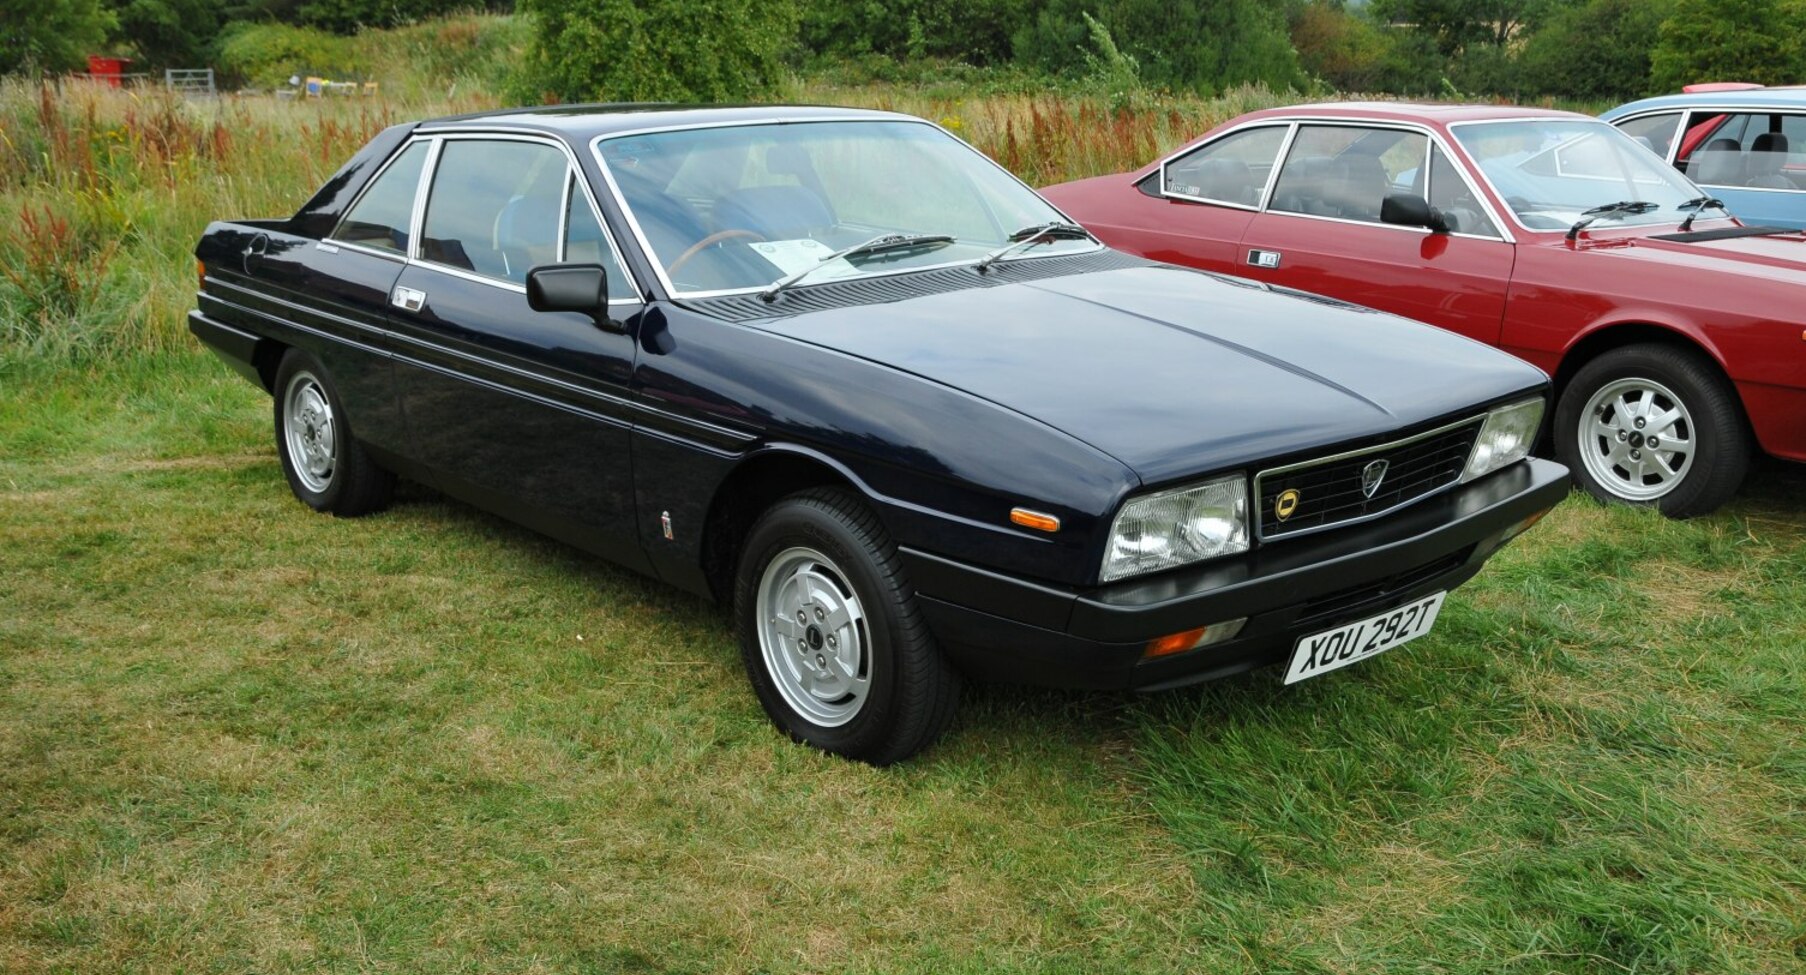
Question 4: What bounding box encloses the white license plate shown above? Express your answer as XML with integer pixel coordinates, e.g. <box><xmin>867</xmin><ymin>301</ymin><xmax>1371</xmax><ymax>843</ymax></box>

<box><xmin>1283</xmin><ymin>591</ymin><xmax>1446</xmax><ymax>685</ymax></box>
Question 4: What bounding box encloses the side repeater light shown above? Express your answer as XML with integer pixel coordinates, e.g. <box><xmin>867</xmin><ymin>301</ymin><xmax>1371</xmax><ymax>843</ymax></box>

<box><xmin>1010</xmin><ymin>507</ymin><xmax>1061</xmax><ymax>533</ymax></box>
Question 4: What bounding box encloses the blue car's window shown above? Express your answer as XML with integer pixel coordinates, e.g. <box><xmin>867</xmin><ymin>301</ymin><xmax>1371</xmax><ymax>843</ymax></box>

<box><xmin>1427</xmin><ymin>145</ymin><xmax>1499</xmax><ymax>238</ymax></box>
<box><xmin>333</xmin><ymin>141</ymin><xmax>429</xmax><ymax>254</ymax></box>
<box><xmin>1268</xmin><ymin>125</ymin><xmax>1427</xmax><ymax>225</ymax></box>
<box><xmin>1674</xmin><ymin>111</ymin><xmax>1805</xmax><ymax>192</ymax></box>
<box><xmin>563</xmin><ymin>174</ymin><xmax>635</xmax><ymax>301</ymax></box>
<box><xmin>1163</xmin><ymin>125</ymin><xmax>1287</xmax><ymax>207</ymax></box>
<box><xmin>421</xmin><ymin>139</ymin><xmax>568</xmax><ymax>283</ymax></box>
<box><xmin>596</xmin><ymin>120</ymin><xmax>1096</xmax><ymax>295</ymax></box>
<box><xmin>1614</xmin><ymin>112</ymin><xmax>1683</xmax><ymax>160</ymax></box>
<box><xmin>1452</xmin><ymin>119</ymin><xmax>1709</xmax><ymax>232</ymax></box>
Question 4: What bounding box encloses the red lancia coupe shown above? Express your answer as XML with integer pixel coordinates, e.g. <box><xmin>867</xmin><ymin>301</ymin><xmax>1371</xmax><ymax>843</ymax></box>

<box><xmin>1043</xmin><ymin>103</ymin><xmax>1806</xmax><ymax>517</ymax></box>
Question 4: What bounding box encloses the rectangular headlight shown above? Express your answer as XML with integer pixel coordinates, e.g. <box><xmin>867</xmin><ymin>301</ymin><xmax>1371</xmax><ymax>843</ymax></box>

<box><xmin>1101</xmin><ymin>473</ymin><xmax>1249</xmax><ymax>583</ymax></box>
<box><xmin>1461</xmin><ymin>398</ymin><xmax>1544</xmax><ymax>482</ymax></box>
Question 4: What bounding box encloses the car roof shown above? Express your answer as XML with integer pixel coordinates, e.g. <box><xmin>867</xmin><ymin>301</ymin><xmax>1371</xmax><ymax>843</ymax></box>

<box><xmin>1605</xmin><ymin>88</ymin><xmax>1806</xmax><ymax>118</ymax></box>
<box><xmin>413</xmin><ymin>103</ymin><xmax>917</xmax><ymax>139</ymax></box>
<box><xmin>1236</xmin><ymin>101</ymin><xmax>1588</xmax><ymax>125</ymax></box>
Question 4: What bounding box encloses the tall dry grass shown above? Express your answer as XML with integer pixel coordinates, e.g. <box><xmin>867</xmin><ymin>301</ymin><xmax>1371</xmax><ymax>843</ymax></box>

<box><xmin>0</xmin><ymin>74</ymin><xmax>1291</xmax><ymax>359</ymax></box>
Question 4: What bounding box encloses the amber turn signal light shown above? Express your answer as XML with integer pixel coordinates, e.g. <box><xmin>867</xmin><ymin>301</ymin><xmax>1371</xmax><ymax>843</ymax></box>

<box><xmin>196</xmin><ymin>260</ymin><xmax>206</xmax><ymax>290</ymax></box>
<box><xmin>1144</xmin><ymin>628</ymin><xmax>1207</xmax><ymax>658</ymax></box>
<box><xmin>1009</xmin><ymin>507</ymin><xmax>1060</xmax><ymax>532</ymax></box>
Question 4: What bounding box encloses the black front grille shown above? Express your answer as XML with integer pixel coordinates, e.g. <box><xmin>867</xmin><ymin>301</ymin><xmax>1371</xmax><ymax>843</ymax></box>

<box><xmin>1256</xmin><ymin>419</ymin><xmax>1483</xmax><ymax>539</ymax></box>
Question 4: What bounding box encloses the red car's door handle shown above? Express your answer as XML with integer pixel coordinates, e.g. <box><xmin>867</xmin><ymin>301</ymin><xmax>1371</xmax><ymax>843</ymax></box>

<box><xmin>1247</xmin><ymin>248</ymin><xmax>1282</xmax><ymax>269</ymax></box>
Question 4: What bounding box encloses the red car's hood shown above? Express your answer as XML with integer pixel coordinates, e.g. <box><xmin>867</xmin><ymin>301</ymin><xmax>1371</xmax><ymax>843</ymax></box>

<box><xmin>1564</xmin><ymin>227</ymin><xmax>1806</xmax><ymax>284</ymax></box>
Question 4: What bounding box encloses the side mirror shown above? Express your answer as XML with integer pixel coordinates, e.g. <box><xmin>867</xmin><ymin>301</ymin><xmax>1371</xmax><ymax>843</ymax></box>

<box><xmin>1381</xmin><ymin>192</ymin><xmax>1450</xmax><ymax>234</ymax></box>
<box><xmin>527</xmin><ymin>264</ymin><xmax>626</xmax><ymax>333</ymax></box>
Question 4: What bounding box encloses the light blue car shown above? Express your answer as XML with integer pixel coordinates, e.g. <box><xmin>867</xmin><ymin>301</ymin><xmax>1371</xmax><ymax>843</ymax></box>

<box><xmin>1603</xmin><ymin>86</ymin><xmax>1806</xmax><ymax>229</ymax></box>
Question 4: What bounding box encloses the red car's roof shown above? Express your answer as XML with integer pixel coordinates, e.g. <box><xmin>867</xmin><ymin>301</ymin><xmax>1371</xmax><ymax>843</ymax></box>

<box><xmin>1237</xmin><ymin>101</ymin><xmax>1588</xmax><ymax>125</ymax></box>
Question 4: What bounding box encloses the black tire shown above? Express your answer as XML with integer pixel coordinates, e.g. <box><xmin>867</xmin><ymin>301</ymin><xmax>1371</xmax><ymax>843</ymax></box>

<box><xmin>1554</xmin><ymin>343</ymin><xmax>1750</xmax><ymax>518</ymax></box>
<box><xmin>733</xmin><ymin>488</ymin><xmax>959</xmax><ymax>765</ymax></box>
<box><xmin>272</xmin><ymin>349</ymin><xmax>394</xmax><ymax>517</ymax></box>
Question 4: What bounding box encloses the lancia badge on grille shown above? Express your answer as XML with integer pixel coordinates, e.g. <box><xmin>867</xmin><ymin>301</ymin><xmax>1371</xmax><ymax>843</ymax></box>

<box><xmin>1361</xmin><ymin>459</ymin><xmax>1390</xmax><ymax>499</ymax></box>
<box><xmin>1275</xmin><ymin>488</ymin><xmax>1301</xmax><ymax>520</ymax></box>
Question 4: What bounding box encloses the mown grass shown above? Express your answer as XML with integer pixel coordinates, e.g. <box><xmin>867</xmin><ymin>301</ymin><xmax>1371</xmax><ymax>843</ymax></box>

<box><xmin>4</xmin><ymin>354</ymin><xmax>1803</xmax><ymax>974</ymax></box>
<box><xmin>4</xmin><ymin>21</ymin><xmax>1805</xmax><ymax>971</ymax></box>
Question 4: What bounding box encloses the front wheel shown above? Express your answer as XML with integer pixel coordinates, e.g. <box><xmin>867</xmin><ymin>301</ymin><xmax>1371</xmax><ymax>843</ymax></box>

<box><xmin>733</xmin><ymin>488</ymin><xmax>958</xmax><ymax>765</ymax></box>
<box><xmin>273</xmin><ymin>349</ymin><xmax>394</xmax><ymax>517</ymax></box>
<box><xmin>1554</xmin><ymin>344</ymin><xmax>1750</xmax><ymax>518</ymax></box>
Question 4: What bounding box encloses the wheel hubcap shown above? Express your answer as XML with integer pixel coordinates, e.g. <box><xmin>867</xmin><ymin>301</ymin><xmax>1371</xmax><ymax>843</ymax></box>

<box><xmin>755</xmin><ymin>546</ymin><xmax>870</xmax><ymax>727</ymax></box>
<box><xmin>1578</xmin><ymin>376</ymin><xmax>1694</xmax><ymax>501</ymax></box>
<box><xmin>283</xmin><ymin>372</ymin><xmax>336</xmax><ymax>494</ymax></box>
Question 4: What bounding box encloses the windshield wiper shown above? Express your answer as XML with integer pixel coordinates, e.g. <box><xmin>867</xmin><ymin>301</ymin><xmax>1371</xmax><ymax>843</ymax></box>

<box><xmin>1566</xmin><ymin>200</ymin><xmax>1660</xmax><ymax>241</ymax></box>
<box><xmin>1677</xmin><ymin>196</ymin><xmax>1728</xmax><ymax>233</ymax></box>
<box><xmin>974</xmin><ymin>221</ymin><xmax>1097</xmax><ymax>274</ymax></box>
<box><xmin>760</xmin><ymin>233</ymin><xmax>956</xmax><ymax>301</ymax></box>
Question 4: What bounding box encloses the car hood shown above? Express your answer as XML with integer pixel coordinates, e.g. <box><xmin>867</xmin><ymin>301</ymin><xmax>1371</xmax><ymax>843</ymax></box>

<box><xmin>1594</xmin><ymin>227</ymin><xmax>1806</xmax><ymax>284</ymax></box>
<box><xmin>744</xmin><ymin>264</ymin><xmax>1546</xmax><ymax>485</ymax></box>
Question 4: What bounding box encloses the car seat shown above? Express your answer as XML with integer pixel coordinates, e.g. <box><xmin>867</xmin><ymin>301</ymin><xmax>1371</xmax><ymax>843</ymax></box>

<box><xmin>1745</xmin><ymin>132</ymin><xmax>1793</xmax><ymax>189</ymax></box>
<box><xmin>1693</xmin><ymin>137</ymin><xmax>1744</xmax><ymax>186</ymax></box>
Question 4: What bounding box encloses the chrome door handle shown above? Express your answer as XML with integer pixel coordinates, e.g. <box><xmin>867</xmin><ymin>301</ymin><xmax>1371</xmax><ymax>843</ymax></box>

<box><xmin>391</xmin><ymin>286</ymin><xmax>426</xmax><ymax>312</ymax></box>
<box><xmin>1247</xmin><ymin>248</ymin><xmax>1282</xmax><ymax>269</ymax></box>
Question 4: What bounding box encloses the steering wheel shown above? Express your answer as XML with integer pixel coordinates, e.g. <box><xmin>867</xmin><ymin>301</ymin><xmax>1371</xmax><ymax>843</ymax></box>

<box><xmin>668</xmin><ymin>228</ymin><xmax>767</xmax><ymax>276</ymax></box>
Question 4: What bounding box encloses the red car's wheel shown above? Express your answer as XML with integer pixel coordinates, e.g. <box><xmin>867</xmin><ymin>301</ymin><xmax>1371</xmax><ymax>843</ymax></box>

<box><xmin>1555</xmin><ymin>344</ymin><xmax>1750</xmax><ymax>517</ymax></box>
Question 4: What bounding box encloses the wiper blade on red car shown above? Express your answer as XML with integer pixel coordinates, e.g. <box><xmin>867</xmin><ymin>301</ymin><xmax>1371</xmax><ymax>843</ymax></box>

<box><xmin>1676</xmin><ymin>195</ymin><xmax>1728</xmax><ymax>233</ymax></box>
<box><xmin>1566</xmin><ymin>200</ymin><xmax>1661</xmax><ymax>241</ymax></box>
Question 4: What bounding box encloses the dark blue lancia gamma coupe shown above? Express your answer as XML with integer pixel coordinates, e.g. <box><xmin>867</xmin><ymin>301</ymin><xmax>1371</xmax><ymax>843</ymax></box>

<box><xmin>191</xmin><ymin>105</ymin><xmax>1568</xmax><ymax>763</ymax></box>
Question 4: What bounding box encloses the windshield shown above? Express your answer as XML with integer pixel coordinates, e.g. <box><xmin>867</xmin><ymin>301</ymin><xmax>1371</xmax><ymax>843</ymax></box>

<box><xmin>1450</xmin><ymin>119</ymin><xmax>1716</xmax><ymax>232</ymax></box>
<box><xmin>593</xmin><ymin>120</ymin><xmax>1094</xmax><ymax>296</ymax></box>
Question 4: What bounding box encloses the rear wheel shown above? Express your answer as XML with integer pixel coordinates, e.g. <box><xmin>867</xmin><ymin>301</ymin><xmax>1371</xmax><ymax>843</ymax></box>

<box><xmin>1554</xmin><ymin>343</ymin><xmax>1749</xmax><ymax>517</ymax></box>
<box><xmin>733</xmin><ymin>488</ymin><xmax>958</xmax><ymax>765</ymax></box>
<box><xmin>273</xmin><ymin>349</ymin><xmax>393</xmax><ymax>516</ymax></box>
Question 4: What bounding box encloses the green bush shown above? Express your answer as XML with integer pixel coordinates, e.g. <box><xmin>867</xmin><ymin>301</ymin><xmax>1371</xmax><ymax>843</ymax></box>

<box><xmin>1014</xmin><ymin>0</ymin><xmax>1304</xmax><ymax>94</ymax></box>
<box><xmin>800</xmin><ymin>0</ymin><xmax>1029</xmax><ymax>66</ymax></box>
<box><xmin>1289</xmin><ymin>1</ymin><xmax>1441</xmax><ymax>94</ymax></box>
<box><xmin>0</xmin><ymin>0</ymin><xmax>116</xmax><ymax>74</ymax></box>
<box><xmin>215</xmin><ymin>21</ymin><xmax>358</xmax><ymax>88</ymax></box>
<box><xmin>514</xmin><ymin>0</ymin><xmax>798</xmax><ymax>102</ymax></box>
<box><xmin>1649</xmin><ymin>0</ymin><xmax>1806</xmax><ymax>90</ymax></box>
<box><xmin>1517</xmin><ymin>0</ymin><xmax>1675</xmax><ymax>101</ymax></box>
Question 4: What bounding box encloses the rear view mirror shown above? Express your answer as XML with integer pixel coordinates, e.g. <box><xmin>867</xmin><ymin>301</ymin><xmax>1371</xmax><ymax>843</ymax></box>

<box><xmin>527</xmin><ymin>264</ymin><xmax>625</xmax><ymax>333</ymax></box>
<box><xmin>1381</xmin><ymin>193</ymin><xmax>1450</xmax><ymax>234</ymax></box>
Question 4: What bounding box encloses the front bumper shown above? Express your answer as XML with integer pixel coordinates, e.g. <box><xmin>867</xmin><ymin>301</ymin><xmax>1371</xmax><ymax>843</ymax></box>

<box><xmin>902</xmin><ymin>457</ymin><xmax>1570</xmax><ymax>691</ymax></box>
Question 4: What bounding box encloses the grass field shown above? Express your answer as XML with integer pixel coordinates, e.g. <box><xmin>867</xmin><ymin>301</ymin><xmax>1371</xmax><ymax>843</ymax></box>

<box><xmin>3</xmin><ymin>31</ymin><xmax>1805</xmax><ymax>973</ymax></box>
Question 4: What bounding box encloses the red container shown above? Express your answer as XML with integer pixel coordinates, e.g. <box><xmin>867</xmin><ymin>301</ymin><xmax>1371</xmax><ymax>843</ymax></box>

<box><xmin>86</xmin><ymin>55</ymin><xmax>131</xmax><ymax>87</ymax></box>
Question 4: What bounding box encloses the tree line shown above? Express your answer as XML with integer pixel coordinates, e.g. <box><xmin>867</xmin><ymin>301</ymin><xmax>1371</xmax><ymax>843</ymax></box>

<box><xmin>5</xmin><ymin>0</ymin><xmax>1804</xmax><ymax>103</ymax></box>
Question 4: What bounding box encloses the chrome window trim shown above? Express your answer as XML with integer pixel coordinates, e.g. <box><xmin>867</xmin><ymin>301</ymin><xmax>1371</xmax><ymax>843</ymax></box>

<box><xmin>1154</xmin><ymin>115</ymin><xmax>1515</xmax><ymax>243</ymax></box>
<box><xmin>1252</xmin><ymin>411</ymin><xmax>1490</xmax><ymax>543</ymax></box>
<box><xmin>1158</xmin><ymin>122</ymin><xmax>1295</xmax><ymax>210</ymax></box>
<box><xmin>1445</xmin><ymin>116</ymin><xmax>1726</xmax><ymax>236</ymax></box>
<box><xmin>587</xmin><ymin>116</ymin><xmax>1102</xmax><ymax>300</ymax></box>
<box><xmin>327</xmin><ymin>137</ymin><xmax>437</xmax><ymax>259</ymax></box>
<box><xmin>413</xmin><ymin>131</ymin><xmax>646</xmax><ymax>304</ymax></box>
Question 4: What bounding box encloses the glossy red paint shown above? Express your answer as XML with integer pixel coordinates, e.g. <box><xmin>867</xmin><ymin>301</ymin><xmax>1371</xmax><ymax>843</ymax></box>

<box><xmin>1042</xmin><ymin>102</ymin><xmax>1806</xmax><ymax>463</ymax></box>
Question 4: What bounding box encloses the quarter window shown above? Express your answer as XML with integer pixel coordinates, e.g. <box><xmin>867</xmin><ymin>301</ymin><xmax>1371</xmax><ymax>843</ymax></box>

<box><xmin>1269</xmin><ymin>125</ymin><xmax>1427</xmax><ymax>224</ymax></box>
<box><xmin>1162</xmin><ymin>126</ymin><xmax>1287</xmax><ymax>206</ymax></box>
<box><xmin>333</xmin><ymin>141</ymin><xmax>429</xmax><ymax>253</ymax></box>
<box><xmin>1614</xmin><ymin>112</ymin><xmax>1683</xmax><ymax>159</ymax></box>
<box><xmin>421</xmin><ymin>140</ymin><xmax>569</xmax><ymax>283</ymax></box>
<box><xmin>563</xmin><ymin>174</ymin><xmax>635</xmax><ymax>300</ymax></box>
<box><xmin>1427</xmin><ymin>145</ymin><xmax>1499</xmax><ymax>238</ymax></box>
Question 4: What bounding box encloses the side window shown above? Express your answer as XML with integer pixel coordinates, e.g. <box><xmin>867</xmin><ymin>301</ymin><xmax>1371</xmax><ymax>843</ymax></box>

<box><xmin>563</xmin><ymin>175</ymin><xmax>636</xmax><ymax>301</ymax></box>
<box><xmin>420</xmin><ymin>140</ymin><xmax>568</xmax><ymax>283</ymax></box>
<box><xmin>1615</xmin><ymin>113</ymin><xmax>1682</xmax><ymax>159</ymax></box>
<box><xmin>1677</xmin><ymin>112</ymin><xmax>1746</xmax><ymax>187</ymax></box>
<box><xmin>1269</xmin><ymin>125</ymin><xmax>1427</xmax><ymax>224</ymax></box>
<box><xmin>333</xmin><ymin>141</ymin><xmax>429</xmax><ymax>253</ymax></box>
<box><xmin>1427</xmin><ymin>145</ymin><xmax>1499</xmax><ymax>238</ymax></box>
<box><xmin>1162</xmin><ymin>126</ymin><xmax>1288</xmax><ymax>207</ymax></box>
